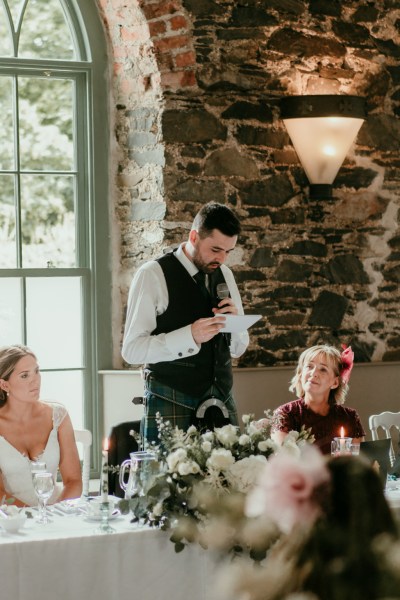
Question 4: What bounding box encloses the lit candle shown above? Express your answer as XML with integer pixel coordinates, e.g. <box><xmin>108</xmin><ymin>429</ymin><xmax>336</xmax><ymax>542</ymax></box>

<box><xmin>101</xmin><ymin>438</ymin><xmax>109</xmax><ymax>502</ymax></box>
<box><xmin>339</xmin><ymin>427</ymin><xmax>346</xmax><ymax>454</ymax></box>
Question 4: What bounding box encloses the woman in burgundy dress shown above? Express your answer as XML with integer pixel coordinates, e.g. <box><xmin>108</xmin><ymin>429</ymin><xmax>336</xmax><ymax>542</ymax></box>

<box><xmin>271</xmin><ymin>344</ymin><xmax>365</xmax><ymax>454</ymax></box>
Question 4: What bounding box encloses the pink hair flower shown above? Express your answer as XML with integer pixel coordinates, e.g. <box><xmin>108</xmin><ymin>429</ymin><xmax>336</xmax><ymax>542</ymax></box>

<box><xmin>341</xmin><ymin>345</ymin><xmax>354</xmax><ymax>384</ymax></box>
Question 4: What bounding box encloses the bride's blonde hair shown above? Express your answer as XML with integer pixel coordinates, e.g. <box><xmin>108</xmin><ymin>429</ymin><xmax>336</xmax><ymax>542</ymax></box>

<box><xmin>289</xmin><ymin>344</ymin><xmax>349</xmax><ymax>406</ymax></box>
<box><xmin>0</xmin><ymin>345</ymin><xmax>36</xmax><ymax>407</ymax></box>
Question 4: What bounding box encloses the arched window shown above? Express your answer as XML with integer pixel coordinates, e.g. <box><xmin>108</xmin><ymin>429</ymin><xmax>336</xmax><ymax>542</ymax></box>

<box><xmin>0</xmin><ymin>0</ymin><xmax>110</xmax><ymax>462</ymax></box>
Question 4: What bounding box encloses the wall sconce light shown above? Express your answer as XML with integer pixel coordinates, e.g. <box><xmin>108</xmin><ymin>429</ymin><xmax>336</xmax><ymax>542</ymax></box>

<box><xmin>280</xmin><ymin>95</ymin><xmax>367</xmax><ymax>199</ymax></box>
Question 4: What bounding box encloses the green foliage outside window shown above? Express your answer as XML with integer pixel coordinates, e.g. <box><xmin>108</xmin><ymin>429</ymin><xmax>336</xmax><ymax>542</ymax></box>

<box><xmin>0</xmin><ymin>0</ymin><xmax>77</xmax><ymax>268</ymax></box>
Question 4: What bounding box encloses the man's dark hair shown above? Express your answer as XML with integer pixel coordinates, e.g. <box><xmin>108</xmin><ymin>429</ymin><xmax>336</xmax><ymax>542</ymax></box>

<box><xmin>193</xmin><ymin>202</ymin><xmax>241</xmax><ymax>238</ymax></box>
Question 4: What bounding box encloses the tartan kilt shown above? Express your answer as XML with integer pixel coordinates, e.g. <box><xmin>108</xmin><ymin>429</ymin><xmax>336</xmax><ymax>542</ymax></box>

<box><xmin>142</xmin><ymin>376</ymin><xmax>238</xmax><ymax>445</ymax></box>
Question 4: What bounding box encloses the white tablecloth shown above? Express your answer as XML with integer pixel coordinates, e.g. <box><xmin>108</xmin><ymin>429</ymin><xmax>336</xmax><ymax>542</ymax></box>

<box><xmin>8</xmin><ymin>486</ymin><xmax>397</xmax><ymax>600</ymax></box>
<box><xmin>0</xmin><ymin>510</ymin><xmax>217</xmax><ymax>600</ymax></box>
<box><xmin>386</xmin><ymin>486</ymin><xmax>400</xmax><ymax>514</ymax></box>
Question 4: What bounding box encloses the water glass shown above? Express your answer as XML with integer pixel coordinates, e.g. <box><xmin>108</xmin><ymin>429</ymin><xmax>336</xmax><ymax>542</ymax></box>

<box><xmin>33</xmin><ymin>472</ymin><xmax>54</xmax><ymax>524</ymax></box>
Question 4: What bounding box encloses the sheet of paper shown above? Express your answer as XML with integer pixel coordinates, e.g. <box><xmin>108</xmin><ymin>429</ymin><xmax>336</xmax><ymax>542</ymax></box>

<box><xmin>215</xmin><ymin>314</ymin><xmax>262</xmax><ymax>333</ymax></box>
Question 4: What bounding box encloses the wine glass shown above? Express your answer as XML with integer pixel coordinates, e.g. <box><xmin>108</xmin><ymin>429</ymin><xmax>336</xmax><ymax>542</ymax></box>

<box><xmin>30</xmin><ymin>460</ymin><xmax>47</xmax><ymax>478</ymax></box>
<box><xmin>33</xmin><ymin>472</ymin><xmax>54</xmax><ymax>524</ymax></box>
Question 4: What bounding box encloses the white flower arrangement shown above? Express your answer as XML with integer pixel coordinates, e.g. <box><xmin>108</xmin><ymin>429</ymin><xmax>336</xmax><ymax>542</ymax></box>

<box><xmin>120</xmin><ymin>411</ymin><xmax>314</xmax><ymax>554</ymax></box>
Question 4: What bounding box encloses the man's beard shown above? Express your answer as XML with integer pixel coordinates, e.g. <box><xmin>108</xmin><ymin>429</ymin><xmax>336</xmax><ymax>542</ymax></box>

<box><xmin>193</xmin><ymin>256</ymin><xmax>220</xmax><ymax>274</ymax></box>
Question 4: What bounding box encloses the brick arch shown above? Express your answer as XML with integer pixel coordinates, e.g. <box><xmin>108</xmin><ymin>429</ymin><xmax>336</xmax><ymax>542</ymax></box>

<box><xmin>137</xmin><ymin>0</ymin><xmax>197</xmax><ymax>91</ymax></box>
<box><xmin>99</xmin><ymin>0</ymin><xmax>197</xmax><ymax>96</ymax></box>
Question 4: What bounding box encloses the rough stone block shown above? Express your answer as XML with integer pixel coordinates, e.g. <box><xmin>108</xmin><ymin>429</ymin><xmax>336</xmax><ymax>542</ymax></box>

<box><xmin>322</xmin><ymin>254</ymin><xmax>369</xmax><ymax>285</ymax></box>
<box><xmin>260</xmin><ymin>330</ymin><xmax>307</xmax><ymax>351</ymax></box>
<box><xmin>131</xmin><ymin>201</ymin><xmax>166</xmax><ymax>221</ymax></box>
<box><xmin>221</xmin><ymin>101</ymin><xmax>273</xmax><ymax>123</ymax></box>
<box><xmin>127</xmin><ymin>131</ymin><xmax>158</xmax><ymax>147</ymax></box>
<box><xmin>163</xmin><ymin>109</ymin><xmax>227</xmax><ymax>142</ymax></box>
<box><xmin>276</xmin><ymin>259</ymin><xmax>313</xmax><ymax>282</ymax></box>
<box><xmin>130</xmin><ymin>146</ymin><xmax>166</xmax><ymax>167</ymax></box>
<box><xmin>308</xmin><ymin>291</ymin><xmax>349</xmax><ymax>328</ymax></box>
<box><xmin>250</xmin><ymin>247</ymin><xmax>276</xmax><ymax>268</ymax></box>
<box><xmin>240</xmin><ymin>174</ymin><xmax>294</xmax><ymax>207</ymax></box>
<box><xmin>268</xmin><ymin>28</ymin><xmax>345</xmax><ymax>58</ymax></box>
<box><xmin>204</xmin><ymin>147</ymin><xmax>259</xmax><ymax>178</ymax></box>
<box><xmin>287</xmin><ymin>241</ymin><xmax>327</xmax><ymax>257</ymax></box>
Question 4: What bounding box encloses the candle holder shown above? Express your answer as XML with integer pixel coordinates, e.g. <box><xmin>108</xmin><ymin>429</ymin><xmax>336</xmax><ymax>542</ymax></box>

<box><xmin>331</xmin><ymin>437</ymin><xmax>352</xmax><ymax>456</ymax></box>
<box><xmin>95</xmin><ymin>501</ymin><xmax>116</xmax><ymax>534</ymax></box>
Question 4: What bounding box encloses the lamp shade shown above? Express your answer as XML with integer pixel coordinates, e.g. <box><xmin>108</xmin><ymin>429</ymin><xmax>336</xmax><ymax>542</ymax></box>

<box><xmin>280</xmin><ymin>95</ymin><xmax>366</xmax><ymax>198</ymax></box>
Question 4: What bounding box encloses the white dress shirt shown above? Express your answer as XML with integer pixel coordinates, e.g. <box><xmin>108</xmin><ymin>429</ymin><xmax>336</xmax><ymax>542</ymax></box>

<box><xmin>121</xmin><ymin>244</ymin><xmax>249</xmax><ymax>365</ymax></box>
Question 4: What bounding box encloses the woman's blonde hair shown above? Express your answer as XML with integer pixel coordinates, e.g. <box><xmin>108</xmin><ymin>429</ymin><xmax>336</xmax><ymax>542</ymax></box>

<box><xmin>289</xmin><ymin>344</ymin><xmax>349</xmax><ymax>406</ymax></box>
<box><xmin>0</xmin><ymin>345</ymin><xmax>36</xmax><ymax>407</ymax></box>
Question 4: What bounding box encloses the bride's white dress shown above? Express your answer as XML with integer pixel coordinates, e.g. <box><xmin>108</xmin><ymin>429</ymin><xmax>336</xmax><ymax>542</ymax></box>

<box><xmin>0</xmin><ymin>402</ymin><xmax>67</xmax><ymax>506</ymax></box>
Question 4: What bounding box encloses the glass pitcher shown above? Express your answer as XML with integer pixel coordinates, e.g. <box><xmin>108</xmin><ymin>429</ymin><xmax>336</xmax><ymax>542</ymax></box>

<box><xmin>119</xmin><ymin>451</ymin><xmax>158</xmax><ymax>499</ymax></box>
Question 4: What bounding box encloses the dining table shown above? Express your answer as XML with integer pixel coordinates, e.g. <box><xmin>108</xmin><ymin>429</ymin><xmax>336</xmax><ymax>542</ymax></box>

<box><xmin>3</xmin><ymin>485</ymin><xmax>400</xmax><ymax>600</ymax></box>
<box><xmin>0</xmin><ymin>500</ymin><xmax>218</xmax><ymax>600</ymax></box>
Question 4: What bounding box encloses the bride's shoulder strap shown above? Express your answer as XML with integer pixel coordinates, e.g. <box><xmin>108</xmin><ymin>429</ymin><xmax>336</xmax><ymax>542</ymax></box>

<box><xmin>46</xmin><ymin>401</ymin><xmax>68</xmax><ymax>428</ymax></box>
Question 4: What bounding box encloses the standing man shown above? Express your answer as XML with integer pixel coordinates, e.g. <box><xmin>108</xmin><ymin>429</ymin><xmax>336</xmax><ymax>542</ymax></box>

<box><xmin>121</xmin><ymin>202</ymin><xmax>249</xmax><ymax>443</ymax></box>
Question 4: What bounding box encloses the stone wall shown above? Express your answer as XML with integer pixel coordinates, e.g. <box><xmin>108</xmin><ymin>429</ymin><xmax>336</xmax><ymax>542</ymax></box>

<box><xmin>96</xmin><ymin>0</ymin><xmax>400</xmax><ymax>368</ymax></box>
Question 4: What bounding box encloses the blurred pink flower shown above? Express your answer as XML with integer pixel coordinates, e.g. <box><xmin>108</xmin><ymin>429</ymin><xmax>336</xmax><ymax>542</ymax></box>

<box><xmin>245</xmin><ymin>445</ymin><xmax>330</xmax><ymax>533</ymax></box>
<box><xmin>253</xmin><ymin>418</ymin><xmax>270</xmax><ymax>430</ymax></box>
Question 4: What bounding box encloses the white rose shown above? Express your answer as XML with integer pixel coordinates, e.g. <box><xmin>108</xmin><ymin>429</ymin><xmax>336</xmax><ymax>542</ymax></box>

<box><xmin>187</xmin><ymin>425</ymin><xmax>197</xmax><ymax>435</ymax></box>
<box><xmin>239</xmin><ymin>434</ymin><xmax>251</xmax><ymax>446</ymax></box>
<box><xmin>214</xmin><ymin>424</ymin><xmax>238</xmax><ymax>447</ymax></box>
<box><xmin>178</xmin><ymin>460</ymin><xmax>201</xmax><ymax>476</ymax></box>
<box><xmin>201</xmin><ymin>440</ymin><xmax>212</xmax><ymax>453</ymax></box>
<box><xmin>258</xmin><ymin>439</ymin><xmax>276</xmax><ymax>452</ymax></box>
<box><xmin>226</xmin><ymin>455</ymin><xmax>267</xmax><ymax>493</ymax></box>
<box><xmin>247</xmin><ymin>422</ymin><xmax>261</xmax><ymax>436</ymax></box>
<box><xmin>280</xmin><ymin>437</ymin><xmax>301</xmax><ymax>457</ymax></box>
<box><xmin>207</xmin><ymin>448</ymin><xmax>235</xmax><ymax>471</ymax></box>
<box><xmin>177</xmin><ymin>462</ymin><xmax>190</xmax><ymax>476</ymax></box>
<box><xmin>242</xmin><ymin>414</ymin><xmax>251</xmax><ymax>424</ymax></box>
<box><xmin>167</xmin><ymin>448</ymin><xmax>187</xmax><ymax>472</ymax></box>
<box><xmin>202</xmin><ymin>431</ymin><xmax>214</xmax><ymax>442</ymax></box>
<box><xmin>188</xmin><ymin>460</ymin><xmax>200</xmax><ymax>474</ymax></box>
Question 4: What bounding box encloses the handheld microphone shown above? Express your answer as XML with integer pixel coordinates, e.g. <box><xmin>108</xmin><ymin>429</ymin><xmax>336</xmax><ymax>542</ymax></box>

<box><xmin>216</xmin><ymin>283</ymin><xmax>230</xmax><ymax>300</ymax></box>
<box><xmin>215</xmin><ymin>284</ymin><xmax>231</xmax><ymax>340</ymax></box>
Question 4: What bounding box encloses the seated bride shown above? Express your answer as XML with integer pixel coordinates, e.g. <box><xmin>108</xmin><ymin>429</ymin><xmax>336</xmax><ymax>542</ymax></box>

<box><xmin>0</xmin><ymin>344</ymin><xmax>82</xmax><ymax>507</ymax></box>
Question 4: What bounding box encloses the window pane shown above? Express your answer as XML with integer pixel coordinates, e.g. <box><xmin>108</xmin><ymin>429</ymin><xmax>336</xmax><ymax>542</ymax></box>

<box><xmin>0</xmin><ymin>3</ymin><xmax>13</xmax><ymax>56</ymax></box>
<box><xmin>21</xmin><ymin>174</ymin><xmax>75</xmax><ymax>268</ymax></box>
<box><xmin>19</xmin><ymin>76</ymin><xmax>74</xmax><ymax>172</ymax></box>
<box><xmin>40</xmin><ymin>369</ymin><xmax>84</xmax><ymax>430</ymax></box>
<box><xmin>0</xmin><ymin>76</ymin><xmax>15</xmax><ymax>170</ymax></box>
<box><xmin>6</xmin><ymin>0</ymin><xmax>25</xmax><ymax>26</ymax></box>
<box><xmin>0</xmin><ymin>174</ymin><xmax>16</xmax><ymax>267</ymax></box>
<box><xmin>0</xmin><ymin>277</ymin><xmax>22</xmax><ymax>344</ymax></box>
<box><xmin>26</xmin><ymin>276</ymin><xmax>83</xmax><ymax>367</ymax></box>
<box><xmin>18</xmin><ymin>0</ymin><xmax>75</xmax><ymax>60</ymax></box>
